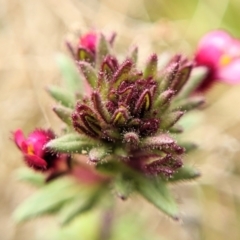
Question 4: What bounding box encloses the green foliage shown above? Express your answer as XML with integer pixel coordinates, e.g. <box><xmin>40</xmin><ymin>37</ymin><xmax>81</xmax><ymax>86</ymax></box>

<box><xmin>78</xmin><ymin>61</ymin><xmax>98</xmax><ymax>88</ymax></box>
<box><xmin>47</xmin><ymin>85</ymin><xmax>75</xmax><ymax>108</ymax></box>
<box><xmin>180</xmin><ymin>142</ymin><xmax>198</xmax><ymax>153</ymax></box>
<box><xmin>15</xmin><ymin>26</ymin><xmax>209</xmax><ymax>229</ymax></box>
<box><xmin>143</xmin><ymin>54</ymin><xmax>158</xmax><ymax>78</ymax></box>
<box><xmin>45</xmin><ymin>133</ymin><xmax>98</xmax><ymax>153</ymax></box>
<box><xmin>50</xmin><ymin>210</ymin><xmax>102</xmax><ymax>240</ymax></box>
<box><xmin>53</xmin><ymin>105</ymin><xmax>73</xmax><ymax>126</ymax></box>
<box><xmin>14</xmin><ymin>178</ymin><xmax>83</xmax><ymax>223</ymax></box>
<box><xmin>113</xmin><ymin>173</ymin><xmax>135</xmax><ymax>200</ymax></box>
<box><xmin>167</xmin><ymin>165</ymin><xmax>200</xmax><ymax>182</ymax></box>
<box><xmin>98</xmin><ymin>161</ymin><xmax>179</xmax><ymax>219</ymax></box>
<box><xmin>134</xmin><ymin>173</ymin><xmax>179</xmax><ymax>219</ymax></box>
<box><xmin>16</xmin><ymin>168</ymin><xmax>45</xmax><ymax>187</ymax></box>
<box><xmin>176</xmin><ymin>67</ymin><xmax>208</xmax><ymax>99</ymax></box>
<box><xmin>128</xmin><ymin>46</ymin><xmax>138</xmax><ymax>64</ymax></box>
<box><xmin>59</xmin><ymin>187</ymin><xmax>105</xmax><ymax>226</ymax></box>
<box><xmin>112</xmin><ymin>213</ymin><xmax>161</xmax><ymax>240</ymax></box>
<box><xmin>96</xmin><ymin>34</ymin><xmax>111</xmax><ymax>68</ymax></box>
<box><xmin>56</xmin><ymin>54</ymin><xmax>84</xmax><ymax>93</ymax></box>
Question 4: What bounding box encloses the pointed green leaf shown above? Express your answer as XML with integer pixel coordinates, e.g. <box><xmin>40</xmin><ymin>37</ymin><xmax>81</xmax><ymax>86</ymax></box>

<box><xmin>176</xmin><ymin>66</ymin><xmax>208</xmax><ymax>99</ymax></box>
<box><xmin>169</xmin><ymin>125</ymin><xmax>183</xmax><ymax>134</ymax></box>
<box><xmin>98</xmin><ymin>71</ymin><xmax>111</xmax><ymax>101</ymax></box>
<box><xmin>167</xmin><ymin>165</ymin><xmax>200</xmax><ymax>182</ymax></box>
<box><xmin>78</xmin><ymin>61</ymin><xmax>98</xmax><ymax>88</ymax></box>
<box><xmin>77</xmin><ymin>47</ymin><xmax>94</xmax><ymax>63</ymax></box>
<box><xmin>46</xmin><ymin>138</ymin><xmax>95</xmax><ymax>154</ymax></box>
<box><xmin>128</xmin><ymin>46</ymin><xmax>138</xmax><ymax>65</ymax></box>
<box><xmin>173</xmin><ymin>96</ymin><xmax>205</xmax><ymax>112</ymax></box>
<box><xmin>16</xmin><ymin>168</ymin><xmax>45</xmax><ymax>187</ymax></box>
<box><xmin>47</xmin><ymin>85</ymin><xmax>75</xmax><ymax>108</ymax></box>
<box><xmin>159</xmin><ymin>61</ymin><xmax>179</xmax><ymax>92</ymax></box>
<box><xmin>170</xmin><ymin>64</ymin><xmax>192</xmax><ymax>93</ymax></box>
<box><xmin>55</xmin><ymin>133</ymin><xmax>85</xmax><ymax>142</ymax></box>
<box><xmin>134</xmin><ymin>175</ymin><xmax>179</xmax><ymax>219</ymax></box>
<box><xmin>180</xmin><ymin>142</ymin><xmax>198</xmax><ymax>153</ymax></box>
<box><xmin>14</xmin><ymin>178</ymin><xmax>82</xmax><ymax>223</ymax></box>
<box><xmin>59</xmin><ymin>187</ymin><xmax>104</xmax><ymax>226</ymax></box>
<box><xmin>154</xmin><ymin>89</ymin><xmax>175</xmax><ymax>109</ymax></box>
<box><xmin>160</xmin><ymin>111</ymin><xmax>184</xmax><ymax>129</ymax></box>
<box><xmin>46</xmin><ymin>134</ymin><xmax>97</xmax><ymax>153</ymax></box>
<box><xmin>113</xmin><ymin>174</ymin><xmax>135</xmax><ymax>200</ymax></box>
<box><xmin>53</xmin><ymin>105</ymin><xmax>73</xmax><ymax>126</ymax></box>
<box><xmin>56</xmin><ymin>54</ymin><xmax>84</xmax><ymax>93</ymax></box>
<box><xmin>96</xmin><ymin>34</ymin><xmax>111</xmax><ymax>68</ymax></box>
<box><xmin>143</xmin><ymin>54</ymin><xmax>158</xmax><ymax>79</ymax></box>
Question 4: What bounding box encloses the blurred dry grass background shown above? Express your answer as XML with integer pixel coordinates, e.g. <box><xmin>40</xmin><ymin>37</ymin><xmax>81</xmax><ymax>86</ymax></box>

<box><xmin>1</xmin><ymin>0</ymin><xmax>240</xmax><ymax>239</ymax></box>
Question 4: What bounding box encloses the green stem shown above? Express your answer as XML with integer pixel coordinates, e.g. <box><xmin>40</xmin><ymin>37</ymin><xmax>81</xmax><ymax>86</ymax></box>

<box><xmin>98</xmin><ymin>196</ymin><xmax>115</xmax><ymax>240</ymax></box>
<box><xmin>99</xmin><ymin>209</ymin><xmax>114</xmax><ymax>240</ymax></box>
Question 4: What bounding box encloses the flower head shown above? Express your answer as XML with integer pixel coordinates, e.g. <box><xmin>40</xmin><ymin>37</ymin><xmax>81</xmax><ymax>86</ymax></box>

<box><xmin>13</xmin><ymin>129</ymin><xmax>68</xmax><ymax>173</ymax></box>
<box><xmin>14</xmin><ymin>31</ymin><xmax>204</xmax><ymax>221</ymax></box>
<box><xmin>71</xmin><ymin>52</ymin><xmax>197</xmax><ymax>177</ymax></box>
<box><xmin>195</xmin><ymin>30</ymin><xmax>240</xmax><ymax>91</ymax></box>
<box><xmin>66</xmin><ymin>31</ymin><xmax>116</xmax><ymax>65</ymax></box>
<box><xmin>79</xmin><ymin>32</ymin><xmax>97</xmax><ymax>54</ymax></box>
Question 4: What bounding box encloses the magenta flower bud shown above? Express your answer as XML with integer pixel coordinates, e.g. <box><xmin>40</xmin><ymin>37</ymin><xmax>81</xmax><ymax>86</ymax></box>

<box><xmin>195</xmin><ymin>30</ymin><xmax>240</xmax><ymax>91</ymax></box>
<box><xmin>13</xmin><ymin>129</ymin><xmax>68</xmax><ymax>173</ymax></box>
<box><xmin>79</xmin><ymin>32</ymin><xmax>97</xmax><ymax>54</ymax></box>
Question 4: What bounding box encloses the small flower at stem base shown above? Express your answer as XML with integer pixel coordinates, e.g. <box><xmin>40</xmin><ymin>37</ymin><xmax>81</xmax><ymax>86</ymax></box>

<box><xmin>13</xmin><ymin>129</ymin><xmax>69</xmax><ymax>175</ymax></box>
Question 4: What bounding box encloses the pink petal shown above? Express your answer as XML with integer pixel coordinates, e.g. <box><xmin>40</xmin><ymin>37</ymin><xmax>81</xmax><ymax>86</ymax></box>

<box><xmin>195</xmin><ymin>46</ymin><xmax>222</xmax><ymax>68</ymax></box>
<box><xmin>28</xmin><ymin>129</ymin><xmax>53</xmax><ymax>144</ymax></box>
<box><xmin>27</xmin><ymin>129</ymin><xmax>54</xmax><ymax>156</ymax></box>
<box><xmin>217</xmin><ymin>59</ymin><xmax>240</xmax><ymax>84</ymax></box>
<box><xmin>24</xmin><ymin>154</ymin><xmax>47</xmax><ymax>169</ymax></box>
<box><xmin>195</xmin><ymin>30</ymin><xmax>232</xmax><ymax>67</ymax></box>
<box><xmin>13</xmin><ymin>129</ymin><xmax>25</xmax><ymax>150</ymax></box>
<box><xmin>198</xmin><ymin>30</ymin><xmax>232</xmax><ymax>51</ymax></box>
<box><xmin>79</xmin><ymin>32</ymin><xmax>97</xmax><ymax>53</ymax></box>
<box><xmin>21</xmin><ymin>141</ymin><xmax>28</xmax><ymax>154</ymax></box>
<box><xmin>226</xmin><ymin>39</ymin><xmax>240</xmax><ymax>57</ymax></box>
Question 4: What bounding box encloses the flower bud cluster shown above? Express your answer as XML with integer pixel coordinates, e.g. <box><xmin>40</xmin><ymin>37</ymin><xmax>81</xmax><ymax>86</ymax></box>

<box><xmin>13</xmin><ymin>31</ymin><xmax>207</xmax><ymax>221</ymax></box>
<box><xmin>67</xmin><ymin>32</ymin><xmax>202</xmax><ymax>177</ymax></box>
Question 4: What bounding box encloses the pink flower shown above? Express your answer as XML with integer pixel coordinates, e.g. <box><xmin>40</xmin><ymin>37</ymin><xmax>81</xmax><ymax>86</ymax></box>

<box><xmin>79</xmin><ymin>32</ymin><xmax>97</xmax><ymax>54</ymax></box>
<box><xmin>195</xmin><ymin>30</ymin><xmax>240</xmax><ymax>91</ymax></box>
<box><xmin>13</xmin><ymin>129</ymin><xmax>66</xmax><ymax>172</ymax></box>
